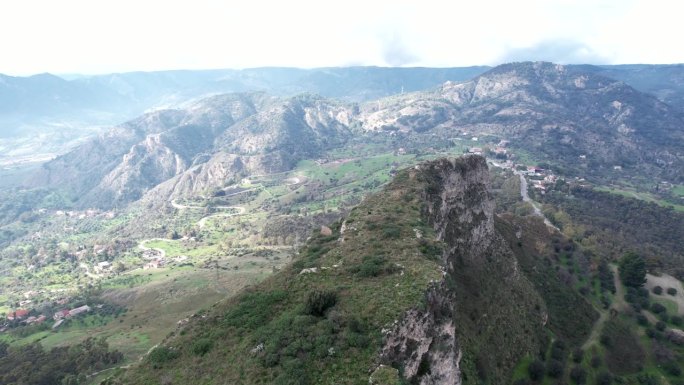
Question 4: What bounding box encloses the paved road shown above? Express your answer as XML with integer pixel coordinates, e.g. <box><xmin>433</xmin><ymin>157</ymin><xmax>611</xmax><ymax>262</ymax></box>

<box><xmin>514</xmin><ymin>172</ymin><xmax>559</xmax><ymax>230</ymax></box>
<box><xmin>489</xmin><ymin>160</ymin><xmax>558</xmax><ymax>231</ymax></box>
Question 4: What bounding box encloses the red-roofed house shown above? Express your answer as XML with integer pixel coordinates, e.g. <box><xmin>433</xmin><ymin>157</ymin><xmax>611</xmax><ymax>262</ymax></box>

<box><xmin>7</xmin><ymin>309</ymin><xmax>29</xmax><ymax>320</ymax></box>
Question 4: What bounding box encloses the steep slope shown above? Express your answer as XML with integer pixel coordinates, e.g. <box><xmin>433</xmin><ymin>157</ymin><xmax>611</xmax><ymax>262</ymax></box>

<box><xmin>117</xmin><ymin>156</ymin><xmax>596</xmax><ymax>385</ymax></box>
<box><xmin>360</xmin><ymin>61</ymin><xmax>684</xmax><ymax>183</ymax></box>
<box><xmin>28</xmin><ymin>93</ymin><xmax>355</xmax><ymax>208</ymax></box>
<box><xmin>24</xmin><ymin>61</ymin><xmax>684</xmax><ymax>211</ymax></box>
<box><xmin>594</xmin><ymin>64</ymin><xmax>684</xmax><ymax>114</ymax></box>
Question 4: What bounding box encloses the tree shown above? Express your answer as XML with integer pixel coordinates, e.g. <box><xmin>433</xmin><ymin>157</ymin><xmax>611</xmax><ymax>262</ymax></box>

<box><xmin>619</xmin><ymin>252</ymin><xmax>646</xmax><ymax>288</ymax></box>
<box><xmin>528</xmin><ymin>359</ymin><xmax>545</xmax><ymax>381</ymax></box>
<box><xmin>570</xmin><ymin>366</ymin><xmax>587</xmax><ymax>384</ymax></box>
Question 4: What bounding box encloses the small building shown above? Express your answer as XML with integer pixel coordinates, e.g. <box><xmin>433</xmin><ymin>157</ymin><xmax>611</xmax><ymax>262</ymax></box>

<box><xmin>7</xmin><ymin>309</ymin><xmax>29</xmax><ymax>321</ymax></box>
<box><xmin>95</xmin><ymin>261</ymin><xmax>111</xmax><ymax>273</ymax></box>
<box><xmin>144</xmin><ymin>259</ymin><xmax>164</xmax><ymax>269</ymax></box>
<box><xmin>53</xmin><ymin>309</ymin><xmax>70</xmax><ymax>320</ymax></box>
<box><xmin>69</xmin><ymin>305</ymin><xmax>91</xmax><ymax>317</ymax></box>
<box><xmin>469</xmin><ymin>147</ymin><xmax>483</xmax><ymax>155</ymax></box>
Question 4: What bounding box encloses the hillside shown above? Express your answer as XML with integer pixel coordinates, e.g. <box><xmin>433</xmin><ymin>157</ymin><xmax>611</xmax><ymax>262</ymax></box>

<box><xmin>115</xmin><ymin>156</ymin><xmax>596</xmax><ymax>385</ymax></box>
<box><xmin>26</xmin><ymin>93</ymin><xmax>356</xmax><ymax>209</ymax></box>
<box><xmin>0</xmin><ymin>66</ymin><xmax>489</xmax><ymax>176</ymax></box>
<box><xmin>361</xmin><ymin>61</ymin><xmax>684</xmax><ymax>183</ymax></box>
<box><xmin>594</xmin><ymin>64</ymin><xmax>684</xmax><ymax>114</ymax></box>
<box><xmin>21</xmin><ymin>62</ymin><xmax>684</xmax><ymax>218</ymax></box>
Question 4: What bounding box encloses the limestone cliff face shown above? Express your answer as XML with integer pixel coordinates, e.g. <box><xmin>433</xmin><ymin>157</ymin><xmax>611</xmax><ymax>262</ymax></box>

<box><xmin>381</xmin><ymin>156</ymin><xmax>547</xmax><ymax>385</ymax></box>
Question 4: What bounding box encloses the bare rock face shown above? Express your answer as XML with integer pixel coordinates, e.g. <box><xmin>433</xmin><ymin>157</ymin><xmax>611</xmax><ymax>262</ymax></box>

<box><xmin>380</xmin><ymin>156</ymin><xmax>546</xmax><ymax>385</ymax></box>
<box><xmin>419</xmin><ymin>156</ymin><xmax>495</xmax><ymax>263</ymax></box>
<box><xmin>380</xmin><ymin>286</ymin><xmax>461</xmax><ymax>385</ymax></box>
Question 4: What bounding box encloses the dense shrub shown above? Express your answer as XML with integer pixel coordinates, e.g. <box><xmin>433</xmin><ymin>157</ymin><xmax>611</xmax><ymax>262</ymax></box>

<box><xmin>223</xmin><ymin>290</ymin><xmax>287</xmax><ymax>329</ymax></box>
<box><xmin>671</xmin><ymin>316</ymin><xmax>683</xmax><ymax>326</ymax></box>
<box><xmin>304</xmin><ymin>290</ymin><xmax>338</xmax><ymax>317</ymax></box>
<box><xmin>570</xmin><ymin>366</ymin><xmax>587</xmax><ymax>384</ymax></box>
<box><xmin>0</xmin><ymin>338</ymin><xmax>122</xmax><ymax>385</ymax></box>
<box><xmin>598</xmin><ymin>261</ymin><xmax>616</xmax><ymax>294</ymax></box>
<box><xmin>546</xmin><ymin>359</ymin><xmax>565</xmax><ymax>378</ymax></box>
<box><xmin>192</xmin><ymin>338</ymin><xmax>214</xmax><ymax>356</ymax></box>
<box><xmin>382</xmin><ymin>225</ymin><xmax>401</xmax><ymax>239</ymax></box>
<box><xmin>596</xmin><ymin>371</ymin><xmax>613</xmax><ymax>385</ymax></box>
<box><xmin>652</xmin><ymin>286</ymin><xmax>663</xmax><ymax>295</ymax></box>
<box><xmin>664</xmin><ymin>361</ymin><xmax>682</xmax><ymax>376</ymax></box>
<box><xmin>651</xmin><ymin>303</ymin><xmax>667</xmax><ymax>314</ymax></box>
<box><xmin>572</xmin><ymin>348</ymin><xmax>584</xmax><ymax>363</ymax></box>
<box><xmin>148</xmin><ymin>346</ymin><xmax>179</xmax><ymax>364</ymax></box>
<box><xmin>619</xmin><ymin>252</ymin><xmax>646</xmax><ymax>288</ymax></box>
<box><xmin>667</xmin><ymin>287</ymin><xmax>678</xmax><ymax>296</ymax></box>
<box><xmin>528</xmin><ymin>359</ymin><xmax>545</xmax><ymax>381</ymax></box>
<box><xmin>601</xmin><ymin>318</ymin><xmax>645</xmax><ymax>375</ymax></box>
<box><xmin>635</xmin><ymin>314</ymin><xmax>649</xmax><ymax>326</ymax></box>
<box><xmin>349</xmin><ymin>255</ymin><xmax>397</xmax><ymax>278</ymax></box>
<box><xmin>655</xmin><ymin>321</ymin><xmax>667</xmax><ymax>331</ymax></box>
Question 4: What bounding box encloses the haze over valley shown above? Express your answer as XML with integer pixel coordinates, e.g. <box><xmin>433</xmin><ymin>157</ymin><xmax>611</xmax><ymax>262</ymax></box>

<box><xmin>1</xmin><ymin>1</ymin><xmax>684</xmax><ymax>384</ymax></box>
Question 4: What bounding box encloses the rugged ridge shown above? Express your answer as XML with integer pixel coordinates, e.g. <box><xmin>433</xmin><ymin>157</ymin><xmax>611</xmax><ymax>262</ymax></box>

<box><xmin>360</xmin><ymin>62</ymin><xmax>684</xmax><ymax>183</ymax></box>
<box><xmin>28</xmin><ymin>93</ymin><xmax>356</xmax><ymax>208</ymax></box>
<box><xmin>380</xmin><ymin>157</ymin><xmax>547</xmax><ymax>384</ymax></box>
<box><xmin>25</xmin><ymin>62</ymin><xmax>684</xmax><ymax>212</ymax></box>
<box><xmin>117</xmin><ymin>155</ymin><xmax>597</xmax><ymax>385</ymax></box>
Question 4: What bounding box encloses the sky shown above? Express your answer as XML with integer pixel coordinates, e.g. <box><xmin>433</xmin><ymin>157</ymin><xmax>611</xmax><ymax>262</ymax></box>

<box><xmin>1</xmin><ymin>0</ymin><xmax>683</xmax><ymax>76</ymax></box>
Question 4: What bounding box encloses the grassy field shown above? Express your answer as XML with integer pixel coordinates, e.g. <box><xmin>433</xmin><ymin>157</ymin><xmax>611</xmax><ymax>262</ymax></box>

<box><xmin>672</xmin><ymin>185</ymin><xmax>684</xmax><ymax>197</ymax></box>
<box><xmin>596</xmin><ymin>186</ymin><xmax>684</xmax><ymax>212</ymax></box>
<box><xmin>1</xmin><ymin>250</ymin><xmax>290</xmax><ymax>368</ymax></box>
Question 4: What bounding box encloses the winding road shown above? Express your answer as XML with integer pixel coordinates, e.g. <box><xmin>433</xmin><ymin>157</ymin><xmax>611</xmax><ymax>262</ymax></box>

<box><xmin>514</xmin><ymin>171</ymin><xmax>559</xmax><ymax>230</ymax></box>
<box><xmin>489</xmin><ymin>160</ymin><xmax>559</xmax><ymax>231</ymax></box>
<box><xmin>138</xmin><ymin>238</ymin><xmax>169</xmax><ymax>258</ymax></box>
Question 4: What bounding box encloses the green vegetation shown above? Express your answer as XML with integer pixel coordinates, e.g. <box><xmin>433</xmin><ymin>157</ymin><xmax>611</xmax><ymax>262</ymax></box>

<box><xmin>540</xmin><ymin>185</ymin><xmax>684</xmax><ymax>276</ymax></box>
<box><xmin>116</xmin><ymin>166</ymin><xmax>444</xmax><ymax>384</ymax></box>
<box><xmin>601</xmin><ymin>317</ymin><xmax>645</xmax><ymax>375</ymax></box>
<box><xmin>0</xmin><ymin>337</ymin><xmax>122</xmax><ymax>384</ymax></box>
<box><xmin>620</xmin><ymin>253</ymin><xmax>647</xmax><ymax>288</ymax></box>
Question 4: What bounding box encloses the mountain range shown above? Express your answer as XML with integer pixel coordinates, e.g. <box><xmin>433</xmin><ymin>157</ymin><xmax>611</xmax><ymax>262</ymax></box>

<box><xmin>23</xmin><ymin>62</ymin><xmax>684</xmax><ymax>213</ymax></box>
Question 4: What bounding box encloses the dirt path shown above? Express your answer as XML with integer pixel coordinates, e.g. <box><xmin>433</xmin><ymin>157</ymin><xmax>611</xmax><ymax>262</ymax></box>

<box><xmin>582</xmin><ymin>265</ymin><xmax>627</xmax><ymax>349</ymax></box>
<box><xmin>645</xmin><ymin>273</ymin><xmax>684</xmax><ymax>315</ymax></box>
<box><xmin>197</xmin><ymin>206</ymin><xmax>246</xmax><ymax>228</ymax></box>
<box><xmin>137</xmin><ymin>238</ymin><xmax>169</xmax><ymax>259</ymax></box>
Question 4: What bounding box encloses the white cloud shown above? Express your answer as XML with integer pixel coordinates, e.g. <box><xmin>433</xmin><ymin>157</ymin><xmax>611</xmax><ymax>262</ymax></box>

<box><xmin>0</xmin><ymin>0</ymin><xmax>681</xmax><ymax>75</ymax></box>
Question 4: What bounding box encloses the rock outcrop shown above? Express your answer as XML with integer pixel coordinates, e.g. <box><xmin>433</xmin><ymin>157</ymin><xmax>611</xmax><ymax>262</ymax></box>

<box><xmin>380</xmin><ymin>156</ymin><xmax>547</xmax><ymax>384</ymax></box>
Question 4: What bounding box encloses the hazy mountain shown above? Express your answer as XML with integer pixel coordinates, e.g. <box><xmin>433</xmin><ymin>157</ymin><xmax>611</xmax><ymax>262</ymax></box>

<box><xmin>594</xmin><ymin>64</ymin><xmax>684</xmax><ymax>114</ymax></box>
<box><xmin>28</xmin><ymin>93</ymin><xmax>357</xmax><ymax>208</ymax></box>
<box><xmin>0</xmin><ymin>66</ymin><xmax>490</xmax><ymax>137</ymax></box>
<box><xmin>0</xmin><ymin>66</ymin><xmax>489</xmax><ymax>168</ymax></box>
<box><xmin>5</xmin><ymin>63</ymin><xmax>684</xmax><ymax>171</ymax></box>
<box><xmin>27</xmin><ymin>62</ymin><xmax>684</xmax><ymax>211</ymax></box>
<box><xmin>362</xmin><ymin>61</ymin><xmax>684</xmax><ymax>182</ymax></box>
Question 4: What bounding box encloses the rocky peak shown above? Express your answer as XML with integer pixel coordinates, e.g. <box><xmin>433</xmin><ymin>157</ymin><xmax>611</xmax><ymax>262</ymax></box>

<box><xmin>381</xmin><ymin>155</ymin><xmax>548</xmax><ymax>385</ymax></box>
<box><xmin>418</xmin><ymin>156</ymin><xmax>495</xmax><ymax>261</ymax></box>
